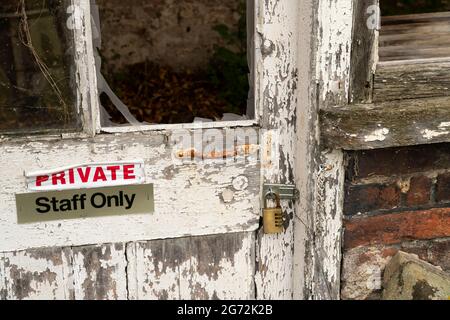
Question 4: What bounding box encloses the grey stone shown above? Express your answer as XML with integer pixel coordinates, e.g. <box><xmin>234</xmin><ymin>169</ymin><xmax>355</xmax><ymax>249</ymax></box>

<box><xmin>382</xmin><ymin>251</ymin><xmax>450</xmax><ymax>300</ymax></box>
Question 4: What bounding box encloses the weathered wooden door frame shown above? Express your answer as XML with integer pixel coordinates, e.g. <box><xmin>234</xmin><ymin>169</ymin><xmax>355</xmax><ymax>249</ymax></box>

<box><xmin>314</xmin><ymin>0</ymin><xmax>450</xmax><ymax>300</ymax></box>
<box><xmin>0</xmin><ymin>0</ymin><xmax>352</xmax><ymax>300</ymax></box>
<box><xmin>259</xmin><ymin>0</ymin><xmax>351</xmax><ymax>300</ymax></box>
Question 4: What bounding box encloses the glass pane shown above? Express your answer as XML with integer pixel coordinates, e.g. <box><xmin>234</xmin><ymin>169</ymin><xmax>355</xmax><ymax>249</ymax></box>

<box><xmin>0</xmin><ymin>0</ymin><xmax>79</xmax><ymax>134</ymax></box>
<box><xmin>94</xmin><ymin>0</ymin><xmax>253</xmax><ymax>126</ymax></box>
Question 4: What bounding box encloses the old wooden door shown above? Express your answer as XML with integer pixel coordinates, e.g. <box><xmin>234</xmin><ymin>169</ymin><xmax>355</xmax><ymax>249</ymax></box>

<box><xmin>0</xmin><ymin>0</ymin><xmax>333</xmax><ymax>300</ymax></box>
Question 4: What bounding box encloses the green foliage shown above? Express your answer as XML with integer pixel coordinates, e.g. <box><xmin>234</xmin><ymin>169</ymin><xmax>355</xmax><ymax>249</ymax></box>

<box><xmin>207</xmin><ymin>0</ymin><xmax>249</xmax><ymax>115</ymax></box>
<box><xmin>382</xmin><ymin>0</ymin><xmax>450</xmax><ymax>16</ymax></box>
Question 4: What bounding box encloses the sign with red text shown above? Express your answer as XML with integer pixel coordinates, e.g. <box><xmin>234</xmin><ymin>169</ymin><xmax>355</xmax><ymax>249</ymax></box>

<box><xmin>25</xmin><ymin>161</ymin><xmax>145</xmax><ymax>192</ymax></box>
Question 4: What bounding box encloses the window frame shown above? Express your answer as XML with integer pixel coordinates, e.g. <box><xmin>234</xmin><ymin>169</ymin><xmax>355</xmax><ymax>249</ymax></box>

<box><xmin>85</xmin><ymin>0</ymin><xmax>260</xmax><ymax>135</ymax></box>
<box><xmin>321</xmin><ymin>0</ymin><xmax>450</xmax><ymax>150</ymax></box>
<box><xmin>0</xmin><ymin>0</ymin><xmax>260</xmax><ymax>138</ymax></box>
<box><xmin>350</xmin><ymin>0</ymin><xmax>450</xmax><ymax>105</ymax></box>
<box><xmin>0</xmin><ymin>0</ymin><xmax>90</xmax><ymax>137</ymax></box>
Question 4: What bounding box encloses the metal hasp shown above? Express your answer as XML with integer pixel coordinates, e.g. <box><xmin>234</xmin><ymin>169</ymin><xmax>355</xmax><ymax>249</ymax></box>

<box><xmin>263</xmin><ymin>184</ymin><xmax>299</xmax><ymax>201</ymax></box>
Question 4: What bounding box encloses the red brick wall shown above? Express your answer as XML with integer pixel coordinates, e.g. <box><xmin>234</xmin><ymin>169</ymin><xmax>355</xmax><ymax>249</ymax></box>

<box><xmin>341</xmin><ymin>144</ymin><xmax>450</xmax><ymax>300</ymax></box>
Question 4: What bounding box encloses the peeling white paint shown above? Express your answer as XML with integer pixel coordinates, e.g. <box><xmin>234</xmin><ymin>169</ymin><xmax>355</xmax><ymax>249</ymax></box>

<box><xmin>421</xmin><ymin>129</ymin><xmax>448</xmax><ymax>140</ymax></box>
<box><xmin>316</xmin><ymin>0</ymin><xmax>354</xmax><ymax>102</ymax></box>
<box><xmin>318</xmin><ymin>150</ymin><xmax>345</xmax><ymax>299</ymax></box>
<box><xmin>256</xmin><ymin>0</ymin><xmax>300</xmax><ymax>300</ymax></box>
<box><xmin>72</xmin><ymin>0</ymin><xmax>100</xmax><ymax>135</ymax></box>
<box><xmin>438</xmin><ymin>122</ymin><xmax>450</xmax><ymax>128</ymax></box>
<box><xmin>71</xmin><ymin>244</ymin><xmax>128</xmax><ymax>300</ymax></box>
<box><xmin>308</xmin><ymin>0</ymin><xmax>354</xmax><ymax>300</ymax></box>
<box><xmin>365</xmin><ymin>128</ymin><xmax>390</xmax><ymax>142</ymax></box>
<box><xmin>127</xmin><ymin>233</ymin><xmax>255</xmax><ymax>300</ymax></box>
<box><xmin>0</xmin><ymin>133</ymin><xmax>260</xmax><ymax>252</ymax></box>
<box><xmin>1</xmin><ymin>249</ymin><xmax>72</xmax><ymax>300</ymax></box>
<box><xmin>0</xmin><ymin>0</ymin><xmax>342</xmax><ymax>302</ymax></box>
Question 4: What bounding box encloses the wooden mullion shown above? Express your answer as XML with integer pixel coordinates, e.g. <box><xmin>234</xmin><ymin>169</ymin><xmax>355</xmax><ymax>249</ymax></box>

<box><xmin>349</xmin><ymin>0</ymin><xmax>379</xmax><ymax>104</ymax></box>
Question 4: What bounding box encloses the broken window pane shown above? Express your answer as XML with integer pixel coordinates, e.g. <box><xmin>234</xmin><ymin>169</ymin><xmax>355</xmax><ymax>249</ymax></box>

<box><xmin>0</xmin><ymin>0</ymin><xmax>79</xmax><ymax>134</ymax></box>
<box><xmin>94</xmin><ymin>0</ymin><xmax>253</xmax><ymax>126</ymax></box>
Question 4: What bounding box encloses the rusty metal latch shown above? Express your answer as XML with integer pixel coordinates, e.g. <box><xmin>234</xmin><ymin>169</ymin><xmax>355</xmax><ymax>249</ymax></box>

<box><xmin>263</xmin><ymin>184</ymin><xmax>299</xmax><ymax>202</ymax></box>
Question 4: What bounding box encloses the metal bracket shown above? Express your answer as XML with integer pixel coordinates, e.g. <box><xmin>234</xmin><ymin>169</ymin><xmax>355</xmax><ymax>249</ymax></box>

<box><xmin>263</xmin><ymin>184</ymin><xmax>299</xmax><ymax>201</ymax></box>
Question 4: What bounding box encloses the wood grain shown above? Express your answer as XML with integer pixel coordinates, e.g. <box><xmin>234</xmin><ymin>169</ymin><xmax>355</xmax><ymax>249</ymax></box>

<box><xmin>349</xmin><ymin>0</ymin><xmax>379</xmax><ymax>103</ymax></box>
<box><xmin>256</xmin><ymin>0</ymin><xmax>301</xmax><ymax>300</ymax></box>
<box><xmin>0</xmin><ymin>232</ymin><xmax>255</xmax><ymax>300</ymax></box>
<box><xmin>0</xmin><ymin>132</ymin><xmax>260</xmax><ymax>252</ymax></box>
<box><xmin>321</xmin><ymin>97</ymin><xmax>450</xmax><ymax>150</ymax></box>
<box><xmin>379</xmin><ymin>12</ymin><xmax>450</xmax><ymax>62</ymax></box>
<box><xmin>127</xmin><ymin>233</ymin><xmax>255</xmax><ymax>300</ymax></box>
<box><xmin>374</xmin><ymin>59</ymin><xmax>450</xmax><ymax>102</ymax></box>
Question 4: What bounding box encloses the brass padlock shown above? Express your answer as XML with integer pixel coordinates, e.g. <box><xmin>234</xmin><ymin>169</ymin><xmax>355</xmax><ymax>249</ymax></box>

<box><xmin>263</xmin><ymin>192</ymin><xmax>284</xmax><ymax>234</ymax></box>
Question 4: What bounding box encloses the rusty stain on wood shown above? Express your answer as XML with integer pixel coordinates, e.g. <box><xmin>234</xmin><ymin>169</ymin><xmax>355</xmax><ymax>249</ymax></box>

<box><xmin>175</xmin><ymin>144</ymin><xmax>259</xmax><ymax>160</ymax></box>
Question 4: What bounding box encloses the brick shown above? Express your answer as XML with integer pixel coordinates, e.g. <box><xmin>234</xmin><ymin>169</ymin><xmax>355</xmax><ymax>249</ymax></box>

<box><xmin>344</xmin><ymin>183</ymin><xmax>400</xmax><ymax>216</ymax></box>
<box><xmin>344</xmin><ymin>208</ymin><xmax>450</xmax><ymax>249</ymax></box>
<box><xmin>436</xmin><ymin>173</ymin><xmax>450</xmax><ymax>203</ymax></box>
<box><xmin>402</xmin><ymin>239</ymin><xmax>450</xmax><ymax>272</ymax></box>
<box><xmin>346</xmin><ymin>144</ymin><xmax>450</xmax><ymax>181</ymax></box>
<box><xmin>405</xmin><ymin>176</ymin><xmax>432</xmax><ymax>207</ymax></box>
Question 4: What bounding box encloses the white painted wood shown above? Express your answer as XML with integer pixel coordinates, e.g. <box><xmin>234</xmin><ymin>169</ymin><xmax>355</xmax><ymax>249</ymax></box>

<box><xmin>71</xmin><ymin>243</ymin><xmax>128</xmax><ymax>300</ymax></box>
<box><xmin>126</xmin><ymin>240</ymin><xmax>181</xmax><ymax>300</ymax></box>
<box><xmin>0</xmin><ymin>0</ymin><xmax>351</xmax><ymax>302</ymax></box>
<box><xmin>72</xmin><ymin>0</ymin><xmax>100</xmax><ymax>136</ymax></box>
<box><xmin>292</xmin><ymin>0</ymin><xmax>314</xmax><ymax>300</ymax></box>
<box><xmin>0</xmin><ymin>253</ymin><xmax>7</xmax><ymax>299</ymax></box>
<box><xmin>301</xmin><ymin>0</ymin><xmax>353</xmax><ymax>300</ymax></box>
<box><xmin>255</xmin><ymin>0</ymin><xmax>300</xmax><ymax>300</ymax></box>
<box><xmin>0</xmin><ymin>132</ymin><xmax>260</xmax><ymax>252</ymax></box>
<box><xmin>102</xmin><ymin>121</ymin><xmax>258</xmax><ymax>134</ymax></box>
<box><xmin>316</xmin><ymin>0</ymin><xmax>354</xmax><ymax>105</ymax></box>
<box><xmin>179</xmin><ymin>233</ymin><xmax>255</xmax><ymax>300</ymax></box>
<box><xmin>127</xmin><ymin>233</ymin><xmax>255</xmax><ymax>300</ymax></box>
<box><xmin>311</xmin><ymin>150</ymin><xmax>345</xmax><ymax>299</ymax></box>
<box><xmin>1</xmin><ymin>248</ymin><xmax>73</xmax><ymax>300</ymax></box>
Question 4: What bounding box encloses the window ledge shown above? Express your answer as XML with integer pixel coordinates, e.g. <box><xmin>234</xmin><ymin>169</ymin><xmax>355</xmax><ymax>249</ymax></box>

<box><xmin>320</xmin><ymin>97</ymin><xmax>450</xmax><ymax>150</ymax></box>
<box><xmin>101</xmin><ymin>119</ymin><xmax>259</xmax><ymax>133</ymax></box>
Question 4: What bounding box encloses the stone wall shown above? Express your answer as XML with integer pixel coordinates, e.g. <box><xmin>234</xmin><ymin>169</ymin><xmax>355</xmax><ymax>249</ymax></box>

<box><xmin>95</xmin><ymin>0</ymin><xmax>242</xmax><ymax>72</ymax></box>
<box><xmin>342</xmin><ymin>144</ymin><xmax>450</xmax><ymax>300</ymax></box>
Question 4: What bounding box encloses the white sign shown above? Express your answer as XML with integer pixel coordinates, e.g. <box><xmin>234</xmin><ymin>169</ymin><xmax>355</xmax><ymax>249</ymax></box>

<box><xmin>25</xmin><ymin>161</ymin><xmax>146</xmax><ymax>192</ymax></box>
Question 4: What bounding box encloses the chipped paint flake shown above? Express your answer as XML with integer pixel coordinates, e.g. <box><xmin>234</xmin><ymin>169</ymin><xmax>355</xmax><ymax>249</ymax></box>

<box><xmin>365</xmin><ymin>128</ymin><xmax>390</xmax><ymax>142</ymax></box>
<box><xmin>438</xmin><ymin>122</ymin><xmax>450</xmax><ymax>128</ymax></box>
